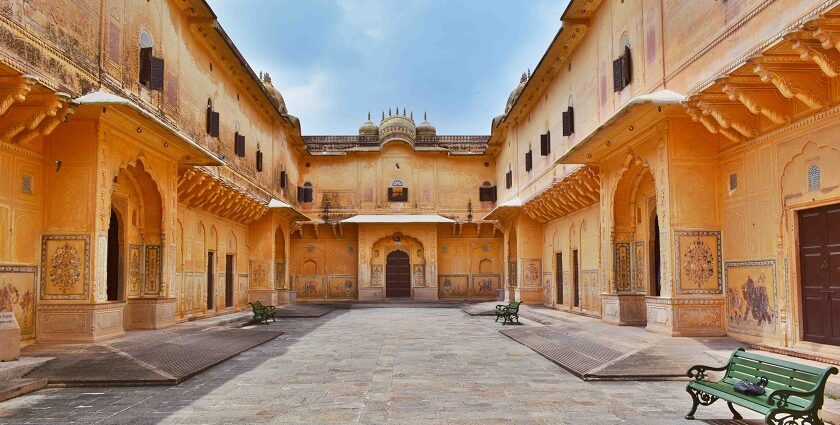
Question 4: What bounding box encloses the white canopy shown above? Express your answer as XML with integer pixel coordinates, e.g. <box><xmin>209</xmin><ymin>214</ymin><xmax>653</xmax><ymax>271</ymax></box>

<box><xmin>340</xmin><ymin>214</ymin><xmax>455</xmax><ymax>224</ymax></box>
<box><xmin>267</xmin><ymin>198</ymin><xmax>309</xmax><ymax>221</ymax></box>
<box><xmin>482</xmin><ymin>197</ymin><xmax>522</xmax><ymax>220</ymax></box>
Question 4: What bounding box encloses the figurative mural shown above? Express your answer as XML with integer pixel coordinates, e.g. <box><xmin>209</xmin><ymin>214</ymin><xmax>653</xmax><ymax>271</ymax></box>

<box><xmin>297</xmin><ymin>276</ymin><xmax>326</xmax><ymax>299</ymax></box>
<box><xmin>0</xmin><ymin>266</ymin><xmax>36</xmax><ymax>340</ymax></box>
<box><xmin>328</xmin><ymin>276</ymin><xmax>357</xmax><ymax>299</ymax></box>
<box><xmin>522</xmin><ymin>259</ymin><xmax>542</xmax><ymax>287</ymax></box>
<box><xmin>438</xmin><ymin>275</ymin><xmax>469</xmax><ymax>298</ymax></box>
<box><xmin>470</xmin><ymin>275</ymin><xmax>500</xmax><ymax>299</ymax></box>
<box><xmin>725</xmin><ymin>260</ymin><xmax>778</xmax><ymax>336</ymax></box>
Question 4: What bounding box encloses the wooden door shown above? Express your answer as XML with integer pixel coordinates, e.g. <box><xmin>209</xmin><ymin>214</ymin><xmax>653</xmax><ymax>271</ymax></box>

<box><xmin>798</xmin><ymin>204</ymin><xmax>840</xmax><ymax>346</ymax></box>
<box><xmin>207</xmin><ymin>252</ymin><xmax>215</xmax><ymax>310</ymax></box>
<box><xmin>225</xmin><ymin>254</ymin><xmax>234</xmax><ymax>308</ymax></box>
<box><xmin>386</xmin><ymin>250</ymin><xmax>411</xmax><ymax>298</ymax></box>
<box><xmin>572</xmin><ymin>250</ymin><xmax>580</xmax><ymax>307</ymax></box>
<box><xmin>555</xmin><ymin>252</ymin><xmax>563</xmax><ymax>305</ymax></box>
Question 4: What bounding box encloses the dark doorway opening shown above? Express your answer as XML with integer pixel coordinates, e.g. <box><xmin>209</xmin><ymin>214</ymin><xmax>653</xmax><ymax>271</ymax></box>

<box><xmin>106</xmin><ymin>210</ymin><xmax>121</xmax><ymax>301</ymax></box>
<box><xmin>798</xmin><ymin>204</ymin><xmax>840</xmax><ymax>346</ymax></box>
<box><xmin>555</xmin><ymin>252</ymin><xmax>563</xmax><ymax>305</ymax></box>
<box><xmin>207</xmin><ymin>252</ymin><xmax>215</xmax><ymax>310</ymax></box>
<box><xmin>386</xmin><ymin>250</ymin><xmax>411</xmax><ymax>298</ymax></box>
<box><xmin>650</xmin><ymin>212</ymin><xmax>662</xmax><ymax>297</ymax></box>
<box><xmin>572</xmin><ymin>249</ymin><xmax>580</xmax><ymax>307</ymax></box>
<box><xmin>225</xmin><ymin>254</ymin><xmax>234</xmax><ymax>308</ymax></box>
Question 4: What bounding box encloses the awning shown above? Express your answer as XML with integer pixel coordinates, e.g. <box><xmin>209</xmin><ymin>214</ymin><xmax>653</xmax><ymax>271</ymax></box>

<box><xmin>556</xmin><ymin>90</ymin><xmax>686</xmax><ymax>164</ymax></box>
<box><xmin>75</xmin><ymin>90</ymin><xmax>223</xmax><ymax>166</ymax></box>
<box><xmin>267</xmin><ymin>198</ymin><xmax>310</xmax><ymax>221</ymax></box>
<box><xmin>482</xmin><ymin>197</ymin><xmax>522</xmax><ymax>221</ymax></box>
<box><xmin>340</xmin><ymin>214</ymin><xmax>455</xmax><ymax>224</ymax></box>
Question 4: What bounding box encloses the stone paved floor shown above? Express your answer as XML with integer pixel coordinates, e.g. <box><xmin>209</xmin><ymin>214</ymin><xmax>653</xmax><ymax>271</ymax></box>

<box><xmin>0</xmin><ymin>307</ymin><xmax>765</xmax><ymax>424</ymax></box>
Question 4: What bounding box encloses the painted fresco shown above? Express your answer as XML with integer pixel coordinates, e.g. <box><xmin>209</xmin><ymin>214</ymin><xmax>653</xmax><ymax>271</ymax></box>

<box><xmin>413</xmin><ymin>264</ymin><xmax>425</xmax><ymax>286</ymax></box>
<box><xmin>296</xmin><ymin>275</ymin><xmax>326</xmax><ymax>299</ymax></box>
<box><xmin>144</xmin><ymin>245</ymin><xmax>161</xmax><ymax>295</ymax></box>
<box><xmin>128</xmin><ymin>244</ymin><xmax>142</xmax><ymax>295</ymax></box>
<box><xmin>507</xmin><ymin>261</ymin><xmax>517</xmax><ymax>287</ymax></box>
<box><xmin>40</xmin><ymin>235</ymin><xmax>89</xmax><ymax>299</ymax></box>
<box><xmin>613</xmin><ymin>243</ymin><xmax>631</xmax><ymax>291</ymax></box>
<box><xmin>543</xmin><ymin>272</ymin><xmax>552</xmax><ymax>302</ymax></box>
<box><xmin>328</xmin><ymin>276</ymin><xmax>357</xmax><ymax>299</ymax></box>
<box><xmin>250</xmin><ymin>260</ymin><xmax>271</xmax><ymax>288</ymax></box>
<box><xmin>275</xmin><ymin>261</ymin><xmax>285</xmax><ymax>289</ymax></box>
<box><xmin>725</xmin><ymin>260</ymin><xmax>778</xmax><ymax>337</ymax></box>
<box><xmin>370</xmin><ymin>264</ymin><xmax>383</xmax><ymax>287</ymax></box>
<box><xmin>632</xmin><ymin>241</ymin><xmax>646</xmax><ymax>292</ymax></box>
<box><xmin>438</xmin><ymin>274</ymin><xmax>469</xmax><ymax>298</ymax></box>
<box><xmin>675</xmin><ymin>231</ymin><xmax>722</xmax><ymax>294</ymax></box>
<box><xmin>581</xmin><ymin>270</ymin><xmax>600</xmax><ymax>311</ymax></box>
<box><xmin>522</xmin><ymin>258</ymin><xmax>542</xmax><ymax>287</ymax></box>
<box><xmin>0</xmin><ymin>266</ymin><xmax>36</xmax><ymax>340</ymax></box>
<box><xmin>471</xmin><ymin>274</ymin><xmax>500</xmax><ymax>298</ymax></box>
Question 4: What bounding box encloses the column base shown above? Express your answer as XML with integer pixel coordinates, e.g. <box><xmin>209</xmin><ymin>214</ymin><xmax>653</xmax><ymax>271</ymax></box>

<box><xmin>359</xmin><ymin>287</ymin><xmax>384</xmax><ymax>301</ymax></box>
<box><xmin>124</xmin><ymin>298</ymin><xmax>176</xmax><ymax>330</ymax></box>
<box><xmin>601</xmin><ymin>293</ymin><xmax>647</xmax><ymax>326</ymax></box>
<box><xmin>645</xmin><ymin>296</ymin><xmax>726</xmax><ymax>336</ymax></box>
<box><xmin>248</xmin><ymin>289</ymin><xmax>295</xmax><ymax>306</ymax></box>
<box><xmin>412</xmin><ymin>287</ymin><xmax>437</xmax><ymax>301</ymax></box>
<box><xmin>36</xmin><ymin>302</ymin><xmax>125</xmax><ymax>343</ymax></box>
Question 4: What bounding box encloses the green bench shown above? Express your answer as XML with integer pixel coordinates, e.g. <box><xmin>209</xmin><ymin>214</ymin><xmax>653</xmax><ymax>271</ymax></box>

<box><xmin>495</xmin><ymin>301</ymin><xmax>521</xmax><ymax>325</ymax></box>
<box><xmin>248</xmin><ymin>301</ymin><xmax>276</xmax><ymax>324</ymax></box>
<box><xmin>686</xmin><ymin>348</ymin><xmax>838</xmax><ymax>424</ymax></box>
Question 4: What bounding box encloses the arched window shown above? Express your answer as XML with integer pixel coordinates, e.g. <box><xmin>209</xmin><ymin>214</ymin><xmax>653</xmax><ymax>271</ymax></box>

<box><xmin>139</xmin><ymin>30</ymin><xmax>153</xmax><ymax>48</ymax></box>
<box><xmin>388</xmin><ymin>180</ymin><xmax>407</xmax><ymax>202</ymax></box>
<box><xmin>613</xmin><ymin>33</ymin><xmax>633</xmax><ymax>91</ymax></box>
<box><xmin>298</xmin><ymin>182</ymin><xmax>313</xmax><ymax>203</ymax></box>
<box><xmin>808</xmin><ymin>163</ymin><xmax>821</xmax><ymax>191</ymax></box>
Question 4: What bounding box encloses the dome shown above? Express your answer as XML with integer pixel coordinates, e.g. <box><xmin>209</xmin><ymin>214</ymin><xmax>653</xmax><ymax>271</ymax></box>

<box><xmin>379</xmin><ymin>108</ymin><xmax>416</xmax><ymax>145</ymax></box>
<box><xmin>416</xmin><ymin>112</ymin><xmax>436</xmax><ymax>137</ymax></box>
<box><xmin>259</xmin><ymin>72</ymin><xmax>288</xmax><ymax>115</ymax></box>
<box><xmin>359</xmin><ymin>112</ymin><xmax>379</xmax><ymax>136</ymax></box>
<box><xmin>505</xmin><ymin>71</ymin><xmax>529</xmax><ymax>114</ymax></box>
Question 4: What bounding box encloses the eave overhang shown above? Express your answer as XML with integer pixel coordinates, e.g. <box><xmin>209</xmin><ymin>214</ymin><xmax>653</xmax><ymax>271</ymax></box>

<box><xmin>521</xmin><ymin>165</ymin><xmax>600</xmax><ymax>224</ymax></box>
<box><xmin>482</xmin><ymin>197</ymin><xmax>523</xmax><ymax>221</ymax></box>
<box><xmin>340</xmin><ymin>214</ymin><xmax>455</xmax><ymax>224</ymax></box>
<box><xmin>75</xmin><ymin>90</ymin><xmax>223</xmax><ymax>166</ymax></box>
<box><xmin>556</xmin><ymin>90</ymin><xmax>686</xmax><ymax>164</ymax></box>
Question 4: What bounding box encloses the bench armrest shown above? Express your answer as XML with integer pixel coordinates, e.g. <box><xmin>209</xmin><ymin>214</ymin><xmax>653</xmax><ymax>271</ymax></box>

<box><xmin>686</xmin><ymin>364</ymin><xmax>728</xmax><ymax>381</ymax></box>
<box><xmin>495</xmin><ymin>304</ymin><xmax>506</xmax><ymax>309</ymax></box>
<box><xmin>767</xmin><ymin>388</ymin><xmax>819</xmax><ymax>409</ymax></box>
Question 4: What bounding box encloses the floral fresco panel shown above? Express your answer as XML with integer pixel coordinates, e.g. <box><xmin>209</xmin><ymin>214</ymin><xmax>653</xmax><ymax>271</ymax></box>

<box><xmin>675</xmin><ymin>231</ymin><xmax>722</xmax><ymax>294</ymax></box>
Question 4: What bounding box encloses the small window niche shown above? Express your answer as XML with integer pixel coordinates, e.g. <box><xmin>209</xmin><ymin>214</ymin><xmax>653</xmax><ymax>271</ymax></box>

<box><xmin>388</xmin><ymin>180</ymin><xmax>408</xmax><ymax>202</ymax></box>
<box><xmin>479</xmin><ymin>181</ymin><xmax>497</xmax><ymax>202</ymax></box>
<box><xmin>807</xmin><ymin>163</ymin><xmax>821</xmax><ymax>192</ymax></box>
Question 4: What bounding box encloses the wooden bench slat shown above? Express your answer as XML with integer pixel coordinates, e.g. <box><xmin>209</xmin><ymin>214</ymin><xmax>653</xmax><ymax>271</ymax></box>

<box><xmin>727</xmin><ymin>364</ymin><xmax>818</xmax><ymax>392</ymax></box>
<box><xmin>735</xmin><ymin>351</ymin><xmax>828</xmax><ymax>376</ymax></box>
<box><xmin>731</xmin><ymin>356</ymin><xmax>822</xmax><ymax>384</ymax></box>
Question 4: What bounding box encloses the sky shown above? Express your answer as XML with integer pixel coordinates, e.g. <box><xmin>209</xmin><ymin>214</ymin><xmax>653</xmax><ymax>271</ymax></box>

<box><xmin>207</xmin><ymin>0</ymin><xmax>570</xmax><ymax>135</ymax></box>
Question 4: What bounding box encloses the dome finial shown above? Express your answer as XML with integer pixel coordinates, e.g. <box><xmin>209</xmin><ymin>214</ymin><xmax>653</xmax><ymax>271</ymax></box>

<box><xmin>382</xmin><ymin>111</ymin><xmax>385</xmax><ymax>120</ymax></box>
<box><xmin>367</xmin><ymin>111</ymin><xmax>371</xmax><ymax>121</ymax></box>
<box><xmin>424</xmin><ymin>111</ymin><xmax>428</xmax><ymax>122</ymax></box>
<box><xmin>388</xmin><ymin>108</ymin><xmax>392</xmax><ymax>116</ymax></box>
<box><xmin>402</xmin><ymin>108</ymin><xmax>406</xmax><ymax>116</ymax></box>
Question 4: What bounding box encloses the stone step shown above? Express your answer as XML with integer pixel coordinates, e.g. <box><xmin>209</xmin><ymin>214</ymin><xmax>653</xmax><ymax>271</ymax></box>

<box><xmin>0</xmin><ymin>357</ymin><xmax>54</xmax><ymax>381</ymax></box>
<box><xmin>0</xmin><ymin>378</ymin><xmax>48</xmax><ymax>403</ymax></box>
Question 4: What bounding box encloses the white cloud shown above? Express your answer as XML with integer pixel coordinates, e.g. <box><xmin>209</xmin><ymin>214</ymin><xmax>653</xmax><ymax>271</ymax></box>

<box><xmin>270</xmin><ymin>68</ymin><xmax>335</xmax><ymax>133</ymax></box>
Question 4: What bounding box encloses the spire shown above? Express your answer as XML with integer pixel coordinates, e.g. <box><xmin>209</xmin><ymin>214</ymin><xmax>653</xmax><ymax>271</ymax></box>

<box><xmin>367</xmin><ymin>111</ymin><xmax>371</xmax><ymax>121</ymax></box>
<box><xmin>410</xmin><ymin>111</ymin><xmax>413</xmax><ymax>120</ymax></box>
<box><xmin>424</xmin><ymin>111</ymin><xmax>428</xmax><ymax>122</ymax></box>
<box><xmin>388</xmin><ymin>108</ymin><xmax>392</xmax><ymax>116</ymax></box>
<box><xmin>402</xmin><ymin>108</ymin><xmax>406</xmax><ymax>116</ymax></box>
<box><xmin>382</xmin><ymin>111</ymin><xmax>385</xmax><ymax>120</ymax></box>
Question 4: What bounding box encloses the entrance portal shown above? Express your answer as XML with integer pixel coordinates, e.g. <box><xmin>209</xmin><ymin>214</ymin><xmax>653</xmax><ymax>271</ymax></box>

<box><xmin>106</xmin><ymin>210</ymin><xmax>121</xmax><ymax>301</ymax></box>
<box><xmin>798</xmin><ymin>203</ymin><xmax>840</xmax><ymax>346</ymax></box>
<box><xmin>386</xmin><ymin>250</ymin><xmax>411</xmax><ymax>298</ymax></box>
<box><xmin>225</xmin><ymin>254</ymin><xmax>234</xmax><ymax>308</ymax></box>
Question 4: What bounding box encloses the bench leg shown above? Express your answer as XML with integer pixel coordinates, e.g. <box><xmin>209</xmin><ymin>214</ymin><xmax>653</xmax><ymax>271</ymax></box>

<box><xmin>766</xmin><ymin>409</ymin><xmax>822</xmax><ymax>425</ymax></box>
<box><xmin>727</xmin><ymin>402</ymin><xmax>742</xmax><ymax>420</ymax></box>
<box><xmin>685</xmin><ymin>386</ymin><xmax>717</xmax><ymax>420</ymax></box>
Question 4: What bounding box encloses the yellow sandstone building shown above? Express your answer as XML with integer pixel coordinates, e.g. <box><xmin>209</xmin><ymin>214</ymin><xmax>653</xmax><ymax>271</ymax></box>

<box><xmin>1</xmin><ymin>0</ymin><xmax>839</xmax><ymax>361</ymax></box>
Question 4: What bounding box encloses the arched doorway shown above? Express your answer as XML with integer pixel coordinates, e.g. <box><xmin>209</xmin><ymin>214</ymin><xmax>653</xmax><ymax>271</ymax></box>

<box><xmin>612</xmin><ymin>158</ymin><xmax>659</xmax><ymax>295</ymax></box>
<box><xmin>386</xmin><ymin>250</ymin><xmax>411</xmax><ymax>298</ymax></box>
<box><xmin>649</xmin><ymin>209</ymin><xmax>661</xmax><ymax>297</ymax></box>
<box><xmin>106</xmin><ymin>209</ymin><xmax>122</xmax><ymax>301</ymax></box>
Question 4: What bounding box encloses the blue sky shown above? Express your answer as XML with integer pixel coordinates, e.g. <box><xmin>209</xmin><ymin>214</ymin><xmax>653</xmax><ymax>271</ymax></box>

<box><xmin>207</xmin><ymin>0</ymin><xmax>570</xmax><ymax>135</ymax></box>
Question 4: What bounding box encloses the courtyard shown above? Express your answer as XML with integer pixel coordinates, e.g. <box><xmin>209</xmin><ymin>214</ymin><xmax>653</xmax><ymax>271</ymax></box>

<box><xmin>0</xmin><ymin>306</ymin><xmax>761</xmax><ymax>424</ymax></box>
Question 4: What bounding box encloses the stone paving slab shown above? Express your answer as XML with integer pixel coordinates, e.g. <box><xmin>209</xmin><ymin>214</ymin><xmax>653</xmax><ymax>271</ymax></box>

<box><xmin>461</xmin><ymin>301</ymin><xmax>499</xmax><ymax>316</ymax></box>
<box><xmin>22</xmin><ymin>318</ymin><xmax>285</xmax><ymax>386</ymax></box>
<box><xmin>274</xmin><ymin>303</ymin><xmax>336</xmax><ymax>317</ymax></box>
<box><xmin>499</xmin><ymin>308</ymin><xmax>740</xmax><ymax>380</ymax></box>
<box><xmin>0</xmin><ymin>306</ymin><xmax>771</xmax><ymax>424</ymax></box>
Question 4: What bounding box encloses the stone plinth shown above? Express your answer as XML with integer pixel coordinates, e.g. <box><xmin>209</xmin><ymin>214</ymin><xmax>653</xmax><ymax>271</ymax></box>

<box><xmin>601</xmin><ymin>293</ymin><xmax>647</xmax><ymax>326</ymax></box>
<box><xmin>519</xmin><ymin>287</ymin><xmax>544</xmax><ymax>304</ymax></box>
<box><xmin>359</xmin><ymin>287</ymin><xmax>384</xmax><ymax>301</ymax></box>
<box><xmin>124</xmin><ymin>298</ymin><xmax>176</xmax><ymax>330</ymax></box>
<box><xmin>248</xmin><ymin>289</ymin><xmax>292</xmax><ymax>305</ymax></box>
<box><xmin>36</xmin><ymin>302</ymin><xmax>125</xmax><ymax>343</ymax></box>
<box><xmin>412</xmin><ymin>287</ymin><xmax>437</xmax><ymax>301</ymax></box>
<box><xmin>645</xmin><ymin>296</ymin><xmax>726</xmax><ymax>336</ymax></box>
<box><xmin>0</xmin><ymin>312</ymin><xmax>20</xmax><ymax>361</ymax></box>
